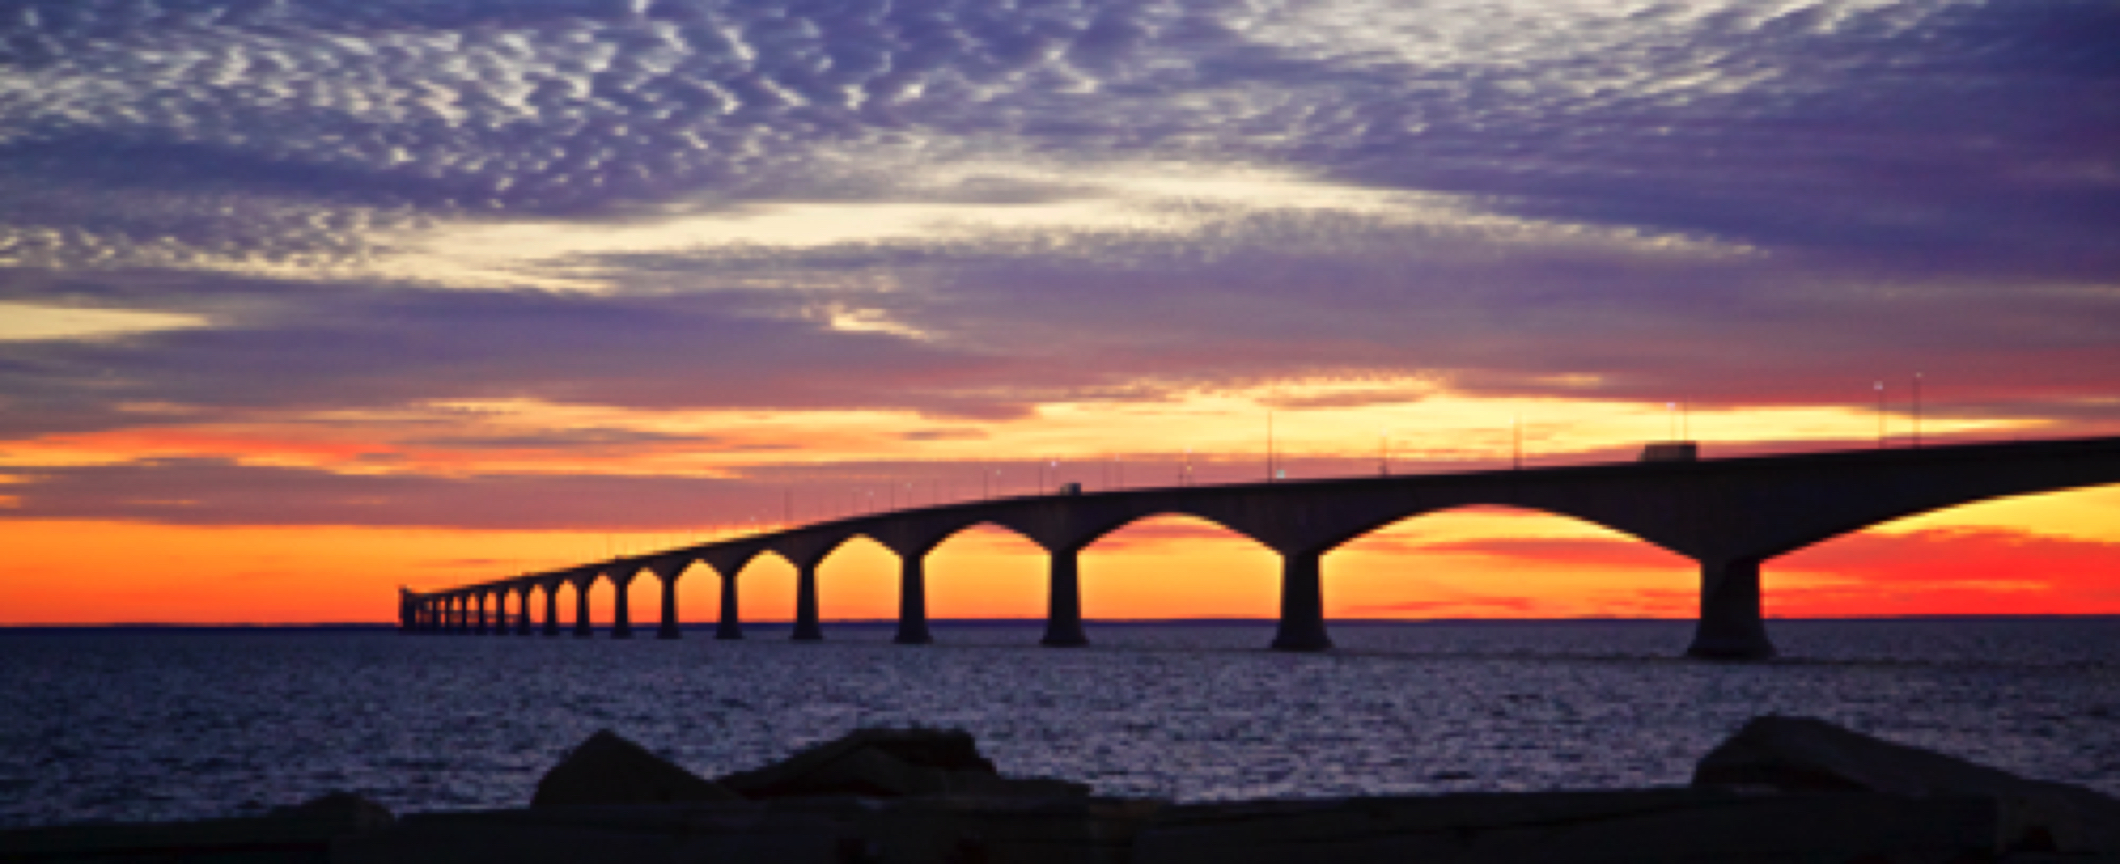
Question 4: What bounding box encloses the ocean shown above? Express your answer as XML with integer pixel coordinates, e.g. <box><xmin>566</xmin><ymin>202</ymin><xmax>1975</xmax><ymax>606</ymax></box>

<box><xmin>3</xmin><ymin>619</ymin><xmax>2116</xmax><ymax>829</ymax></box>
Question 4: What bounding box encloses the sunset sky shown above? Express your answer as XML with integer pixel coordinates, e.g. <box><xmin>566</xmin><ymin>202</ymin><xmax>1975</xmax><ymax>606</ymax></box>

<box><xmin>2</xmin><ymin>0</ymin><xmax>2117</xmax><ymax>625</ymax></box>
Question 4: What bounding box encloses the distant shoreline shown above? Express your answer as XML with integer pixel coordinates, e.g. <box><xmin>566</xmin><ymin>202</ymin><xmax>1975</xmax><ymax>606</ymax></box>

<box><xmin>6</xmin><ymin>615</ymin><xmax>2118</xmax><ymax>632</ymax></box>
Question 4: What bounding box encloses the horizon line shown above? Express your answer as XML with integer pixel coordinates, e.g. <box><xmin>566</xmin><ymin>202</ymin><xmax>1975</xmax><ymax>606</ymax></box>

<box><xmin>9</xmin><ymin>613</ymin><xmax>2120</xmax><ymax>630</ymax></box>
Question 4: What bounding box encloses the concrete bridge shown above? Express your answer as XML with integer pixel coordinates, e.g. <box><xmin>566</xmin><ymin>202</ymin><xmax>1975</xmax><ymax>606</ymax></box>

<box><xmin>398</xmin><ymin>436</ymin><xmax>2120</xmax><ymax>660</ymax></box>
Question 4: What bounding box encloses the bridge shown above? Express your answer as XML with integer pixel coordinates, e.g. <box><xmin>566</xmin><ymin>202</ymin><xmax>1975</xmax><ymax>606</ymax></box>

<box><xmin>398</xmin><ymin>435</ymin><xmax>2120</xmax><ymax>660</ymax></box>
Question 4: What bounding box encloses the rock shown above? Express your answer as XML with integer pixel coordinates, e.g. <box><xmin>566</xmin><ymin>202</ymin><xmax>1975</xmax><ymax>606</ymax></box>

<box><xmin>1694</xmin><ymin>714</ymin><xmax>2120</xmax><ymax>855</ymax></box>
<box><xmin>721</xmin><ymin>727</ymin><xmax>1092</xmax><ymax>800</ymax></box>
<box><xmin>531</xmin><ymin>729</ymin><xmax>743</xmax><ymax>808</ymax></box>
<box><xmin>1134</xmin><ymin>788</ymin><xmax>2001</xmax><ymax>864</ymax></box>
<box><xmin>268</xmin><ymin>791</ymin><xmax>395</xmax><ymax>832</ymax></box>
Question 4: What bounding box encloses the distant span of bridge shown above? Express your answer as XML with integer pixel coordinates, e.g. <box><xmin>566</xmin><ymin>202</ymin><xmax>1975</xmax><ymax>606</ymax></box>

<box><xmin>398</xmin><ymin>435</ymin><xmax>2120</xmax><ymax>660</ymax></box>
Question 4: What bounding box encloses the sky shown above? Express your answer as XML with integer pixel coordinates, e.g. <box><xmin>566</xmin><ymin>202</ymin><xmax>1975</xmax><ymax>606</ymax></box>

<box><xmin>2</xmin><ymin>0</ymin><xmax>2118</xmax><ymax>625</ymax></box>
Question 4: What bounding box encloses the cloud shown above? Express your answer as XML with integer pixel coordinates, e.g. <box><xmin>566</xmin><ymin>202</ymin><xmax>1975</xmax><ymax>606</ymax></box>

<box><xmin>1415</xmin><ymin>536</ymin><xmax>1689</xmax><ymax>570</ymax></box>
<box><xmin>1389</xmin><ymin>527</ymin><xmax>2120</xmax><ymax>614</ymax></box>
<box><xmin>0</xmin><ymin>302</ymin><xmax>210</xmax><ymax>341</ymax></box>
<box><xmin>0</xmin><ymin>0</ymin><xmax>2108</xmax><ymax>278</ymax></box>
<box><xmin>0</xmin><ymin>274</ymin><xmax>1036</xmax><ymax>439</ymax></box>
<box><xmin>2</xmin><ymin>457</ymin><xmax>760</xmax><ymax>530</ymax></box>
<box><xmin>1</xmin><ymin>0</ymin><xmax>2118</xmax><ymax>538</ymax></box>
<box><xmin>1777</xmin><ymin>527</ymin><xmax>2120</xmax><ymax>590</ymax></box>
<box><xmin>1348</xmin><ymin>596</ymin><xmax>1541</xmax><ymax>615</ymax></box>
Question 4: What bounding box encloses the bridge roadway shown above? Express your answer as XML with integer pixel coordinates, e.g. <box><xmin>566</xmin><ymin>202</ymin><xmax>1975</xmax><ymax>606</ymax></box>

<box><xmin>399</xmin><ymin>435</ymin><xmax>2120</xmax><ymax>660</ymax></box>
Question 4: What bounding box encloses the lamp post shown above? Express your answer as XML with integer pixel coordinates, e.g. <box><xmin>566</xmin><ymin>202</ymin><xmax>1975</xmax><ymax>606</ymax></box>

<box><xmin>1913</xmin><ymin>372</ymin><xmax>1923</xmax><ymax>448</ymax></box>
<box><xmin>1512</xmin><ymin>415</ymin><xmax>1522</xmax><ymax>470</ymax></box>
<box><xmin>1875</xmin><ymin>381</ymin><xmax>1886</xmax><ymax>448</ymax></box>
<box><xmin>1379</xmin><ymin>429</ymin><xmax>1390</xmax><ymax>476</ymax></box>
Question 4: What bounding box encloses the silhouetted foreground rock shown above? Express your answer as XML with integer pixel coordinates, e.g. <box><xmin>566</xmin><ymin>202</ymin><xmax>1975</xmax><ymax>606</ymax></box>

<box><xmin>7</xmin><ymin>718</ymin><xmax>2117</xmax><ymax>863</ymax></box>
<box><xmin>719</xmin><ymin>727</ymin><xmax>1093</xmax><ymax>800</ymax></box>
<box><xmin>1694</xmin><ymin>714</ymin><xmax>2120</xmax><ymax>855</ymax></box>
<box><xmin>531</xmin><ymin>728</ymin><xmax>743</xmax><ymax>807</ymax></box>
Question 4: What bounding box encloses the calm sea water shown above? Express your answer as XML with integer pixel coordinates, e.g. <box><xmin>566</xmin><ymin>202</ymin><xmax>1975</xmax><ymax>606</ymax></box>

<box><xmin>3</xmin><ymin>620</ymin><xmax>2117</xmax><ymax>829</ymax></box>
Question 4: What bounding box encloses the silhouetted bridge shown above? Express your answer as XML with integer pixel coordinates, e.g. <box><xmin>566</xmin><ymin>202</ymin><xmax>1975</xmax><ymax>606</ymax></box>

<box><xmin>400</xmin><ymin>436</ymin><xmax>2120</xmax><ymax>659</ymax></box>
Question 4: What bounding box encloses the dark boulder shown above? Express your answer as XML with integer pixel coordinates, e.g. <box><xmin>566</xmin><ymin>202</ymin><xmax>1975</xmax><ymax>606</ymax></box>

<box><xmin>531</xmin><ymin>729</ymin><xmax>742</xmax><ymax>808</ymax></box>
<box><xmin>1694</xmin><ymin>714</ymin><xmax>2120</xmax><ymax>854</ymax></box>
<box><xmin>721</xmin><ymin>727</ymin><xmax>1091</xmax><ymax>800</ymax></box>
<box><xmin>268</xmin><ymin>791</ymin><xmax>395</xmax><ymax>832</ymax></box>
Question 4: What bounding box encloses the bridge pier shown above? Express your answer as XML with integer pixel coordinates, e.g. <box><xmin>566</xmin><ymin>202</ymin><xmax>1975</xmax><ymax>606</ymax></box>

<box><xmin>542</xmin><ymin>583</ymin><xmax>561</xmax><ymax>637</ymax></box>
<box><xmin>1686</xmin><ymin>557</ymin><xmax>1776</xmax><ymax>660</ymax></box>
<box><xmin>516</xmin><ymin>587</ymin><xmax>533</xmax><ymax>636</ymax></box>
<box><xmin>454</xmin><ymin>597</ymin><xmax>466</xmax><ymax>634</ymax></box>
<box><xmin>573</xmin><ymin>580</ymin><xmax>595</xmax><ymax>638</ymax></box>
<box><xmin>494</xmin><ymin>591</ymin><xmax>512</xmax><ymax>636</ymax></box>
<box><xmin>657</xmin><ymin>574</ymin><xmax>682</xmax><ymax>640</ymax></box>
<box><xmin>1041</xmin><ymin>546</ymin><xmax>1088</xmax><ymax>647</ymax></box>
<box><xmin>1270</xmin><ymin>548</ymin><xmax>1332</xmax><ymax>652</ymax></box>
<box><xmin>895</xmin><ymin>550</ymin><xmax>934</xmax><ymax>645</ymax></box>
<box><xmin>474</xmin><ymin>593</ymin><xmax>490</xmax><ymax>635</ymax></box>
<box><xmin>716</xmin><ymin>573</ymin><xmax>743</xmax><ymax>640</ymax></box>
<box><xmin>792</xmin><ymin>561</ymin><xmax>823</xmax><ymax>642</ymax></box>
<box><xmin>611</xmin><ymin>574</ymin><xmax>634</xmax><ymax>639</ymax></box>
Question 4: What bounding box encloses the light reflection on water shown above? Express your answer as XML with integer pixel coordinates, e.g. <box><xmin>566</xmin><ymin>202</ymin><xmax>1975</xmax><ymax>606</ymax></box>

<box><xmin>2</xmin><ymin>620</ymin><xmax>2115</xmax><ymax>828</ymax></box>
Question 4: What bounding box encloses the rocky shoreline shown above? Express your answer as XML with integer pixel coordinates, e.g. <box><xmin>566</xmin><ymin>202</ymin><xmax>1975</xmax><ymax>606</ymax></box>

<box><xmin>5</xmin><ymin>716</ymin><xmax>2116</xmax><ymax>863</ymax></box>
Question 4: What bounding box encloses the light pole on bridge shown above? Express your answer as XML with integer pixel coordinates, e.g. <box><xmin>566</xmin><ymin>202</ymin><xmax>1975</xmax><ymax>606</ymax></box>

<box><xmin>1913</xmin><ymin>372</ymin><xmax>1923</xmax><ymax>448</ymax></box>
<box><xmin>1876</xmin><ymin>381</ymin><xmax>1887</xmax><ymax>448</ymax></box>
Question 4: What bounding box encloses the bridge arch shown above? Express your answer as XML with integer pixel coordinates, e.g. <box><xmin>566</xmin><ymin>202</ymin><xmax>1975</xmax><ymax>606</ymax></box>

<box><xmin>728</xmin><ymin>549</ymin><xmax>800</xmax><ymax>633</ymax></box>
<box><xmin>925</xmin><ymin>521</ymin><xmax>1052</xmax><ymax>622</ymax></box>
<box><xmin>813</xmin><ymin>533</ymin><xmax>907</xmax><ymax>626</ymax></box>
<box><xmin>1079</xmin><ymin>513</ymin><xmax>1281</xmax><ymax>624</ymax></box>
<box><xmin>1312</xmin><ymin>500</ymin><xmax>1680</xmax><ymax>563</ymax></box>
<box><xmin>1070</xmin><ymin>508</ymin><xmax>1276</xmax><ymax>556</ymax></box>
<box><xmin>1769</xmin><ymin>485</ymin><xmax>2120</xmax><ymax>618</ymax></box>
<box><xmin>1322</xmin><ymin>504</ymin><xmax>1696</xmax><ymax>622</ymax></box>
<box><xmin>1751</xmin><ymin>480</ymin><xmax>2120</xmax><ymax>563</ymax></box>
<box><xmin>567</xmin><ymin>575</ymin><xmax>605</xmax><ymax>638</ymax></box>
